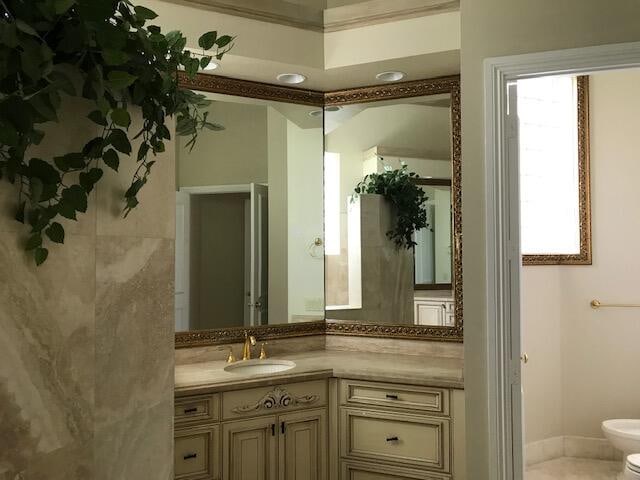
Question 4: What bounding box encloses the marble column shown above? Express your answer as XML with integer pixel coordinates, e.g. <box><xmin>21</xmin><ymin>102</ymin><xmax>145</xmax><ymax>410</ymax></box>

<box><xmin>0</xmin><ymin>101</ymin><xmax>175</xmax><ymax>479</ymax></box>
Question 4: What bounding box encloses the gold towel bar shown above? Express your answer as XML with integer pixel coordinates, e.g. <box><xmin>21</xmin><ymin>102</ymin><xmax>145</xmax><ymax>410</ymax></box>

<box><xmin>590</xmin><ymin>299</ymin><xmax>640</xmax><ymax>309</ymax></box>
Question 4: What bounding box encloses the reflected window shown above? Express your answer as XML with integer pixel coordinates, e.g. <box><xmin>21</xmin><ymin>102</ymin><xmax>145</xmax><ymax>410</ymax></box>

<box><xmin>518</xmin><ymin>75</ymin><xmax>591</xmax><ymax>264</ymax></box>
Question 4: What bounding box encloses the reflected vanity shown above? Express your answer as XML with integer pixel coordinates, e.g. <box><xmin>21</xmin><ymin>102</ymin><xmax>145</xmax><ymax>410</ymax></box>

<box><xmin>174</xmin><ymin>74</ymin><xmax>462</xmax><ymax>347</ymax></box>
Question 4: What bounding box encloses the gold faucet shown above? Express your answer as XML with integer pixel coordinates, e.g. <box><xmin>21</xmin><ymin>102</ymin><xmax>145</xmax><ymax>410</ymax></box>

<box><xmin>242</xmin><ymin>331</ymin><xmax>257</xmax><ymax>360</ymax></box>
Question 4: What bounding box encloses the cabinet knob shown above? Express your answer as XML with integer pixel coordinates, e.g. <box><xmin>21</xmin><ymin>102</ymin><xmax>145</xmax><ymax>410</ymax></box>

<box><xmin>521</xmin><ymin>353</ymin><xmax>529</xmax><ymax>364</ymax></box>
<box><xmin>183</xmin><ymin>453</ymin><xmax>197</xmax><ymax>460</ymax></box>
<box><xmin>386</xmin><ymin>436</ymin><xmax>399</xmax><ymax>442</ymax></box>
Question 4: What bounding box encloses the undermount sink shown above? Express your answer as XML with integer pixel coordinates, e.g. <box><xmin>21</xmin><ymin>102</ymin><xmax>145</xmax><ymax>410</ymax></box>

<box><xmin>224</xmin><ymin>359</ymin><xmax>296</xmax><ymax>376</ymax></box>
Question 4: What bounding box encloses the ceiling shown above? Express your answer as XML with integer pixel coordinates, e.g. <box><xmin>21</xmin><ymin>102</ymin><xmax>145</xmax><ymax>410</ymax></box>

<box><xmin>207</xmin><ymin>50</ymin><xmax>460</xmax><ymax>92</ymax></box>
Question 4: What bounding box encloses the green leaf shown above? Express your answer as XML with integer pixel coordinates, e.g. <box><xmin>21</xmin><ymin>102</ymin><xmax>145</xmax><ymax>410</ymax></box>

<box><xmin>198</xmin><ymin>31</ymin><xmax>217</xmax><ymax>50</ymax></box>
<box><xmin>203</xmin><ymin>122</ymin><xmax>225</xmax><ymax>131</ymax></box>
<box><xmin>137</xmin><ymin>142</ymin><xmax>149</xmax><ymax>161</ymax></box>
<box><xmin>79</xmin><ymin>168</ymin><xmax>103</xmax><ymax>193</ymax></box>
<box><xmin>45</xmin><ymin>222</ymin><xmax>65</xmax><ymax>243</ymax></box>
<box><xmin>134</xmin><ymin>5</ymin><xmax>158</xmax><ymax>20</ymax></box>
<box><xmin>54</xmin><ymin>0</ymin><xmax>76</xmax><ymax>14</ymax></box>
<box><xmin>29</xmin><ymin>178</ymin><xmax>44</xmax><ymax>204</ymax></box>
<box><xmin>26</xmin><ymin>233</ymin><xmax>42</xmax><ymax>251</ymax></box>
<box><xmin>34</xmin><ymin>247</ymin><xmax>49</xmax><ymax>266</ymax></box>
<box><xmin>102</xmin><ymin>49</ymin><xmax>130</xmax><ymax>66</ymax></box>
<box><xmin>57</xmin><ymin>201</ymin><xmax>76</xmax><ymax>220</ymax></box>
<box><xmin>61</xmin><ymin>185</ymin><xmax>88</xmax><ymax>213</ymax></box>
<box><xmin>15</xmin><ymin>20</ymin><xmax>39</xmax><ymax>37</ymax></box>
<box><xmin>102</xmin><ymin>149</ymin><xmax>120</xmax><ymax>171</ymax></box>
<box><xmin>200</xmin><ymin>56</ymin><xmax>213</xmax><ymax>69</ymax></box>
<box><xmin>107</xmin><ymin>129</ymin><xmax>132</xmax><ymax>155</ymax></box>
<box><xmin>111</xmin><ymin>108</ymin><xmax>131</xmax><ymax>128</ymax></box>
<box><xmin>88</xmin><ymin>110</ymin><xmax>107</xmax><ymax>126</ymax></box>
<box><xmin>106</xmin><ymin>71</ymin><xmax>137</xmax><ymax>89</ymax></box>
<box><xmin>215</xmin><ymin>35</ymin><xmax>234</xmax><ymax>48</ymax></box>
<box><xmin>15</xmin><ymin>200</ymin><xmax>26</xmax><ymax>223</ymax></box>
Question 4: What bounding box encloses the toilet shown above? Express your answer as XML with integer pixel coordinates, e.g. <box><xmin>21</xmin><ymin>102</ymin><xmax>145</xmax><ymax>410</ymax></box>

<box><xmin>626</xmin><ymin>454</ymin><xmax>640</xmax><ymax>479</ymax></box>
<box><xmin>602</xmin><ymin>419</ymin><xmax>640</xmax><ymax>479</ymax></box>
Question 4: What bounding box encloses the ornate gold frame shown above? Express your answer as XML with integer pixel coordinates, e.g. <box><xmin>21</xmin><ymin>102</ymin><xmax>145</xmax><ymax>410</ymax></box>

<box><xmin>522</xmin><ymin>75</ymin><xmax>592</xmax><ymax>266</ymax></box>
<box><xmin>175</xmin><ymin>74</ymin><xmax>463</xmax><ymax>347</ymax></box>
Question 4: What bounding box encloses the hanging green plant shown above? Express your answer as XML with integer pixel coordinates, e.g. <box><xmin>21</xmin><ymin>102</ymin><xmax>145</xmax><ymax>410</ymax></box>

<box><xmin>0</xmin><ymin>0</ymin><xmax>234</xmax><ymax>265</ymax></box>
<box><xmin>354</xmin><ymin>163</ymin><xmax>429</xmax><ymax>249</ymax></box>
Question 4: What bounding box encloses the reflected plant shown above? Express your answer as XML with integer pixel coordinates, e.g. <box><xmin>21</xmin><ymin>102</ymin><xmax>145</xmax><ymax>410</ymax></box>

<box><xmin>0</xmin><ymin>0</ymin><xmax>233</xmax><ymax>264</ymax></box>
<box><xmin>354</xmin><ymin>162</ymin><xmax>429</xmax><ymax>249</ymax></box>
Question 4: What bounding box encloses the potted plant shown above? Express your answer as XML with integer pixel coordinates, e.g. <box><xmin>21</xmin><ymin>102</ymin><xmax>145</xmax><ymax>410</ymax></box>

<box><xmin>0</xmin><ymin>0</ymin><xmax>233</xmax><ymax>264</ymax></box>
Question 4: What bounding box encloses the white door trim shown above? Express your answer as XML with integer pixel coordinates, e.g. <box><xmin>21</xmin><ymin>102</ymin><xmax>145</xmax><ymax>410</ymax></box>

<box><xmin>483</xmin><ymin>40</ymin><xmax>640</xmax><ymax>480</ymax></box>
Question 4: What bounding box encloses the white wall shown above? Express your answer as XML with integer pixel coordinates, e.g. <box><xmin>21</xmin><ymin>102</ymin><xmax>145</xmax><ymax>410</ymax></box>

<box><xmin>460</xmin><ymin>1</ymin><xmax>640</xmax><ymax>477</ymax></box>
<box><xmin>523</xmin><ymin>70</ymin><xmax>640</xmax><ymax>442</ymax></box>
<box><xmin>287</xmin><ymin>123</ymin><xmax>325</xmax><ymax>320</ymax></box>
<box><xmin>177</xmin><ymin>101</ymin><xmax>268</xmax><ymax>188</ymax></box>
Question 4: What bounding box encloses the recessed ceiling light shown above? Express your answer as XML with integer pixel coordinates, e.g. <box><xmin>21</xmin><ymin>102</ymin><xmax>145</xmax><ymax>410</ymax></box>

<box><xmin>325</xmin><ymin>106</ymin><xmax>342</xmax><ymax>112</ymax></box>
<box><xmin>309</xmin><ymin>110</ymin><xmax>323</xmax><ymax>117</ymax></box>
<box><xmin>376</xmin><ymin>71</ymin><xmax>406</xmax><ymax>82</ymax></box>
<box><xmin>277</xmin><ymin>73</ymin><xmax>307</xmax><ymax>85</ymax></box>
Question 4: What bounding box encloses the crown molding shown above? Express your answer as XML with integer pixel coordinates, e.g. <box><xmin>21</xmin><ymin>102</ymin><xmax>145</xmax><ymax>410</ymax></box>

<box><xmin>168</xmin><ymin>0</ymin><xmax>458</xmax><ymax>33</ymax></box>
<box><xmin>324</xmin><ymin>0</ymin><xmax>460</xmax><ymax>32</ymax></box>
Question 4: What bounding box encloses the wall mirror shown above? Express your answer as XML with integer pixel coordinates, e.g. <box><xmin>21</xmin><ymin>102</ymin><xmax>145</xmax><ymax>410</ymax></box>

<box><xmin>174</xmin><ymin>74</ymin><xmax>462</xmax><ymax>347</ymax></box>
<box><xmin>174</xmin><ymin>77</ymin><xmax>326</xmax><ymax>344</ymax></box>
<box><xmin>324</xmin><ymin>77</ymin><xmax>462</xmax><ymax>340</ymax></box>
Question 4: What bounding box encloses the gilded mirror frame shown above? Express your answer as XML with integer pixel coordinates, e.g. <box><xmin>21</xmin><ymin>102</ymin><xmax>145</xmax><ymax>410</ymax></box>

<box><xmin>175</xmin><ymin>73</ymin><xmax>462</xmax><ymax>347</ymax></box>
<box><xmin>522</xmin><ymin>75</ymin><xmax>592</xmax><ymax>266</ymax></box>
<box><xmin>324</xmin><ymin>75</ymin><xmax>463</xmax><ymax>342</ymax></box>
<box><xmin>413</xmin><ymin>177</ymin><xmax>453</xmax><ymax>291</ymax></box>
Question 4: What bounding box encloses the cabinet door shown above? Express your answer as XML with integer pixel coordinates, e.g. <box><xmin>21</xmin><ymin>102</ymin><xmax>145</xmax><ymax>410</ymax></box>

<box><xmin>278</xmin><ymin>408</ymin><xmax>327</xmax><ymax>480</ymax></box>
<box><xmin>414</xmin><ymin>301</ymin><xmax>445</xmax><ymax>326</ymax></box>
<box><xmin>223</xmin><ymin>416</ymin><xmax>277</xmax><ymax>480</ymax></box>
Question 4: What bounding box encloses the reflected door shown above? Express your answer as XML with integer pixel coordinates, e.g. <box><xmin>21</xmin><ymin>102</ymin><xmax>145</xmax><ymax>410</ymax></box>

<box><xmin>250</xmin><ymin>183</ymin><xmax>269</xmax><ymax>326</ymax></box>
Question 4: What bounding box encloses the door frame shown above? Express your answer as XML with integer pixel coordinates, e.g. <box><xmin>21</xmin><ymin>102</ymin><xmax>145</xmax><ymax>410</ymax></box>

<box><xmin>483</xmin><ymin>40</ymin><xmax>640</xmax><ymax>480</ymax></box>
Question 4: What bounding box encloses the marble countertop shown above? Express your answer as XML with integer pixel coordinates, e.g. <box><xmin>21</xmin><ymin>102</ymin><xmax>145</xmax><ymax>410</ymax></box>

<box><xmin>175</xmin><ymin>350</ymin><xmax>464</xmax><ymax>395</ymax></box>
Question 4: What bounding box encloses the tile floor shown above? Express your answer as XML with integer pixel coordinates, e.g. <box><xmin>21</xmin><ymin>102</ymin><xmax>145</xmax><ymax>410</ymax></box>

<box><xmin>526</xmin><ymin>457</ymin><xmax>622</xmax><ymax>480</ymax></box>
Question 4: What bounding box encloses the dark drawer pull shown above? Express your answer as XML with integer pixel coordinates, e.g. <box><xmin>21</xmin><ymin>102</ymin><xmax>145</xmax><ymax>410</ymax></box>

<box><xmin>385</xmin><ymin>394</ymin><xmax>399</xmax><ymax>400</ymax></box>
<box><xmin>183</xmin><ymin>407</ymin><xmax>198</xmax><ymax>414</ymax></box>
<box><xmin>386</xmin><ymin>436</ymin><xmax>399</xmax><ymax>442</ymax></box>
<box><xmin>183</xmin><ymin>453</ymin><xmax>198</xmax><ymax>460</ymax></box>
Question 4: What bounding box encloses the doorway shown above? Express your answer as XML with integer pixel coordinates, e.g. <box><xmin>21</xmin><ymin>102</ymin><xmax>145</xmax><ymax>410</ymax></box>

<box><xmin>483</xmin><ymin>41</ymin><xmax>640</xmax><ymax>480</ymax></box>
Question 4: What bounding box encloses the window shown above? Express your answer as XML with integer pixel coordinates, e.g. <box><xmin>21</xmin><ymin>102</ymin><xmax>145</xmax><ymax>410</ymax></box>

<box><xmin>518</xmin><ymin>75</ymin><xmax>591</xmax><ymax>265</ymax></box>
<box><xmin>324</xmin><ymin>152</ymin><xmax>341</xmax><ymax>255</ymax></box>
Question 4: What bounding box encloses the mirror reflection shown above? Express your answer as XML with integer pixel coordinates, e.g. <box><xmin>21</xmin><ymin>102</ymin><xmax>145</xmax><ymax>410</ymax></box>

<box><xmin>174</xmin><ymin>93</ymin><xmax>325</xmax><ymax>332</ymax></box>
<box><xmin>324</xmin><ymin>93</ymin><xmax>456</xmax><ymax>326</ymax></box>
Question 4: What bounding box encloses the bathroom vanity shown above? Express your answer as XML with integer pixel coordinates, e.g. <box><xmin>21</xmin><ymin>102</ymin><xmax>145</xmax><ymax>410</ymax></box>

<box><xmin>172</xmin><ymin>73</ymin><xmax>465</xmax><ymax>480</ymax></box>
<box><xmin>174</xmin><ymin>351</ymin><xmax>465</xmax><ymax>480</ymax></box>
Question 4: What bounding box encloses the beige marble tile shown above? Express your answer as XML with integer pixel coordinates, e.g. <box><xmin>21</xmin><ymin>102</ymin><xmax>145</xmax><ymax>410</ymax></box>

<box><xmin>325</xmin><ymin>334</ymin><xmax>464</xmax><ymax>358</ymax></box>
<box><xmin>96</xmin><ymin>116</ymin><xmax>176</xmax><ymax>240</ymax></box>
<box><xmin>0</xmin><ymin>234</ymin><xmax>95</xmax><ymax>475</ymax></box>
<box><xmin>95</xmin><ymin>399</ymin><xmax>173</xmax><ymax>480</ymax></box>
<box><xmin>175</xmin><ymin>335</ymin><xmax>326</xmax><ymax>365</ymax></box>
<box><xmin>95</xmin><ymin>236</ymin><xmax>174</xmax><ymax>428</ymax></box>
<box><xmin>525</xmin><ymin>457</ymin><xmax>621</xmax><ymax>480</ymax></box>
<box><xmin>8</xmin><ymin>440</ymin><xmax>93</xmax><ymax>480</ymax></box>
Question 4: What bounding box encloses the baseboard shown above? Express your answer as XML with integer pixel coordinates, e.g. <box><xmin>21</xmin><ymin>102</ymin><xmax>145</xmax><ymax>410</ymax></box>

<box><xmin>526</xmin><ymin>436</ymin><xmax>623</xmax><ymax>466</ymax></box>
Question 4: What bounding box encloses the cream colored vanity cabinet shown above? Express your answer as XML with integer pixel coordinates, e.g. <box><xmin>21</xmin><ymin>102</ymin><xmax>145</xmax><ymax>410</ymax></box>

<box><xmin>414</xmin><ymin>299</ymin><xmax>455</xmax><ymax>327</ymax></box>
<box><xmin>337</xmin><ymin>379</ymin><xmax>465</xmax><ymax>480</ymax></box>
<box><xmin>175</xmin><ymin>379</ymin><xmax>329</xmax><ymax>480</ymax></box>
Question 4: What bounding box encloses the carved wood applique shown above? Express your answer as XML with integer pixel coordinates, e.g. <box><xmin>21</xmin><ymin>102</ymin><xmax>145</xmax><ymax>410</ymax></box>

<box><xmin>232</xmin><ymin>387</ymin><xmax>320</xmax><ymax>414</ymax></box>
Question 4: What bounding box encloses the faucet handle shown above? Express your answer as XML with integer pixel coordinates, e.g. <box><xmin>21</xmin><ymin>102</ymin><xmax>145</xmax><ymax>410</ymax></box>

<box><xmin>259</xmin><ymin>342</ymin><xmax>268</xmax><ymax>360</ymax></box>
<box><xmin>226</xmin><ymin>347</ymin><xmax>236</xmax><ymax>363</ymax></box>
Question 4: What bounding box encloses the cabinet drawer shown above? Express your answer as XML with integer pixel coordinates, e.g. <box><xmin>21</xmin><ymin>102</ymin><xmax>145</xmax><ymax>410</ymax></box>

<box><xmin>341</xmin><ymin>460</ymin><xmax>450</xmax><ymax>480</ymax></box>
<box><xmin>340</xmin><ymin>380</ymin><xmax>449</xmax><ymax>415</ymax></box>
<box><xmin>175</xmin><ymin>394</ymin><xmax>219</xmax><ymax>426</ymax></box>
<box><xmin>222</xmin><ymin>380</ymin><xmax>327</xmax><ymax>420</ymax></box>
<box><xmin>341</xmin><ymin>409</ymin><xmax>450</xmax><ymax>472</ymax></box>
<box><xmin>175</xmin><ymin>425</ymin><xmax>220</xmax><ymax>480</ymax></box>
